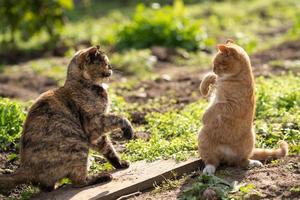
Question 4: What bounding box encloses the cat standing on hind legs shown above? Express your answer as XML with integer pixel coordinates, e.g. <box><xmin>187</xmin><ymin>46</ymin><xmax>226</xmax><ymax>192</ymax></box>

<box><xmin>0</xmin><ymin>46</ymin><xmax>134</xmax><ymax>193</ymax></box>
<box><xmin>198</xmin><ymin>40</ymin><xmax>288</xmax><ymax>175</ymax></box>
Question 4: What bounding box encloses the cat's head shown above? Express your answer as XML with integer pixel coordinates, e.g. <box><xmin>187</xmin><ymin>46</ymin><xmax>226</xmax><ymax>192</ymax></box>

<box><xmin>213</xmin><ymin>40</ymin><xmax>250</xmax><ymax>77</ymax></box>
<box><xmin>74</xmin><ymin>46</ymin><xmax>112</xmax><ymax>83</ymax></box>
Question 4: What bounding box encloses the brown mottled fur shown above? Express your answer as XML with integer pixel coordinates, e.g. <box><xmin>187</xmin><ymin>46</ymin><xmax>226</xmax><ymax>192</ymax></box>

<box><xmin>0</xmin><ymin>46</ymin><xmax>134</xmax><ymax>192</ymax></box>
<box><xmin>198</xmin><ymin>40</ymin><xmax>288</xmax><ymax>174</ymax></box>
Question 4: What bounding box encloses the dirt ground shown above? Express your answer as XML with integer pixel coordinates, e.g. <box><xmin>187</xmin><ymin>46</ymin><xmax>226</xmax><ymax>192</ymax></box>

<box><xmin>1</xmin><ymin>39</ymin><xmax>299</xmax><ymax>103</ymax></box>
<box><xmin>128</xmin><ymin>156</ymin><xmax>300</xmax><ymax>200</ymax></box>
<box><xmin>0</xmin><ymin>73</ymin><xmax>58</xmax><ymax>101</ymax></box>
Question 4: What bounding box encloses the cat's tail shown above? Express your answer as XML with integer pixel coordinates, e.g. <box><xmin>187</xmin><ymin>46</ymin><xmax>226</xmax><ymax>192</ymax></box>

<box><xmin>0</xmin><ymin>167</ymin><xmax>30</xmax><ymax>194</ymax></box>
<box><xmin>251</xmin><ymin>141</ymin><xmax>288</xmax><ymax>161</ymax></box>
<box><xmin>200</xmin><ymin>73</ymin><xmax>217</xmax><ymax>97</ymax></box>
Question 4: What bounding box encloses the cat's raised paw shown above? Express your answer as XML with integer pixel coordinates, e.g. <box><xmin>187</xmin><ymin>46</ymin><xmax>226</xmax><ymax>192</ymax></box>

<box><xmin>248</xmin><ymin>159</ymin><xmax>263</xmax><ymax>168</ymax></box>
<box><xmin>118</xmin><ymin>160</ymin><xmax>130</xmax><ymax>169</ymax></box>
<box><xmin>121</xmin><ymin>126</ymin><xmax>134</xmax><ymax>140</ymax></box>
<box><xmin>203</xmin><ymin>164</ymin><xmax>216</xmax><ymax>175</ymax></box>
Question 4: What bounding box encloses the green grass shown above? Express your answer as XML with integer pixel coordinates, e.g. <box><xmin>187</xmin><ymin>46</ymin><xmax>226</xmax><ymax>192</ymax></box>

<box><xmin>0</xmin><ymin>98</ymin><xmax>26</xmax><ymax>151</ymax></box>
<box><xmin>255</xmin><ymin>74</ymin><xmax>300</xmax><ymax>153</ymax></box>
<box><xmin>123</xmin><ymin>100</ymin><xmax>206</xmax><ymax>161</ymax></box>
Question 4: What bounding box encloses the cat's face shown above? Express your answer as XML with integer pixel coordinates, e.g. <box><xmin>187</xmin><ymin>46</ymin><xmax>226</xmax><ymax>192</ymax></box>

<box><xmin>213</xmin><ymin>41</ymin><xmax>248</xmax><ymax>77</ymax></box>
<box><xmin>77</xmin><ymin>46</ymin><xmax>113</xmax><ymax>82</ymax></box>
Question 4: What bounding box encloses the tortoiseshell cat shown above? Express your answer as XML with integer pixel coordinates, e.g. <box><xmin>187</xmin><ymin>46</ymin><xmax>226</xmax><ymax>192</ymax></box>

<box><xmin>198</xmin><ymin>40</ymin><xmax>288</xmax><ymax>175</ymax></box>
<box><xmin>0</xmin><ymin>46</ymin><xmax>134</xmax><ymax>192</ymax></box>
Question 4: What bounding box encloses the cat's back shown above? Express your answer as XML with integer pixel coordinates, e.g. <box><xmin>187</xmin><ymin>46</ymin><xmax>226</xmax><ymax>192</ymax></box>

<box><xmin>20</xmin><ymin>88</ymin><xmax>88</xmax><ymax>164</ymax></box>
<box><xmin>216</xmin><ymin>76</ymin><xmax>254</xmax><ymax>102</ymax></box>
<box><xmin>22</xmin><ymin>88</ymin><xmax>78</xmax><ymax>133</ymax></box>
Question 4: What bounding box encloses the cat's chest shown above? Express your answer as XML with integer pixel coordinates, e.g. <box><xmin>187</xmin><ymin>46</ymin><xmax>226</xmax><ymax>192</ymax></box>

<box><xmin>91</xmin><ymin>84</ymin><xmax>108</xmax><ymax>100</ymax></box>
<box><xmin>209</xmin><ymin>91</ymin><xmax>224</xmax><ymax>106</ymax></box>
<box><xmin>84</xmin><ymin>85</ymin><xmax>109</xmax><ymax>113</ymax></box>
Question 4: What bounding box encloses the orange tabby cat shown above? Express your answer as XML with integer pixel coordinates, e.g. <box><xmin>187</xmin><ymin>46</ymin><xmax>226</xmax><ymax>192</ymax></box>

<box><xmin>198</xmin><ymin>40</ymin><xmax>288</xmax><ymax>175</ymax></box>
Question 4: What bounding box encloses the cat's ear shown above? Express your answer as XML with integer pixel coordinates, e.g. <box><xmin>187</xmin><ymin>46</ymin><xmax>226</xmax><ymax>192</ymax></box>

<box><xmin>226</xmin><ymin>39</ymin><xmax>234</xmax><ymax>44</ymax></box>
<box><xmin>218</xmin><ymin>44</ymin><xmax>237</xmax><ymax>56</ymax></box>
<box><xmin>84</xmin><ymin>46</ymin><xmax>98</xmax><ymax>59</ymax></box>
<box><xmin>77</xmin><ymin>46</ymin><xmax>98</xmax><ymax>68</ymax></box>
<box><xmin>217</xmin><ymin>44</ymin><xmax>228</xmax><ymax>54</ymax></box>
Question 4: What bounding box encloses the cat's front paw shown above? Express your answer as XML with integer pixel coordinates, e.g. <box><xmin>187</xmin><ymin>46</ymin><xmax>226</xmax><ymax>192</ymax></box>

<box><xmin>117</xmin><ymin>160</ymin><xmax>130</xmax><ymax>169</ymax></box>
<box><xmin>121</xmin><ymin>121</ymin><xmax>134</xmax><ymax>139</ymax></box>
<box><xmin>203</xmin><ymin>164</ymin><xmax>216</xmax><ymax>175</ymax></box>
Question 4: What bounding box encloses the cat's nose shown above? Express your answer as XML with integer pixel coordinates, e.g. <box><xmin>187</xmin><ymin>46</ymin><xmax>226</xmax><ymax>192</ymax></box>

<box><xmin>102</xmin><ymin>70</ymin><xmax>112</xmax><ymax>77</ymax></box>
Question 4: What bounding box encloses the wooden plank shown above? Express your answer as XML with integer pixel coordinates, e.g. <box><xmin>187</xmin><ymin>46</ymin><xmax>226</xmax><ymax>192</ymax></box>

<box><xmin>32</xmin><ymin>158</ymin><xmax>204</xmax><ymax>200</ymax></box>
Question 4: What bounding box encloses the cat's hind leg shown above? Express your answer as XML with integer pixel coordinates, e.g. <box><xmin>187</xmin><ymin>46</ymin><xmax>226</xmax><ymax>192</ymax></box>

<box><xmin>198</xmin><ymin>131</ymin><xmax>220</xmax><ymax>175</ymax></box>
<box><xmin>35</xmin><ymin>174</ymin><xmax>58</xmax><ymax>192</ymax></box>
<box><xmin>91</xmin><ymin>135</ymin><xmax>130</xmax><ymax>169</ymax></box>
<box><xmin>69</xmin><ymin>165</ymin><xmax>112</xmax><ymax>188</ymax></box>
<box><xmin>201</xmin><ymin>151</ymin><xmax>220</xmax><ymax>175</ymax></box>
<box><xmin>240</xmin><ymin>159</ymin><xmax>263</xmax><ymax>169</ymax></box>
<box><xmin>203</xmin><ymin>164</ymin><xmax>216</xmax><ymax>175</ymax></box>
<box><xmin>248</xmin><ymin>159</ymin><xmax>263</xmax><ymax>168</ymax></box>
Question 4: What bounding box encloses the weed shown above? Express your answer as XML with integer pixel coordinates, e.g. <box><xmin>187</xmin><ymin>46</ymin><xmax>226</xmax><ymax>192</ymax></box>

<box><xmin>182</xmin><ymin>175</ymin><xmax>235</xmax><ymax>200</ymax></box>
<box><xmin>116</xmin><ymin>1</ymin><xmax>207</xmax><ymax>51</ymax></box>
<box><xmin>0</xmin><ymin>98</ymin><xmax>26</xmax><ymax>151</ymax></box>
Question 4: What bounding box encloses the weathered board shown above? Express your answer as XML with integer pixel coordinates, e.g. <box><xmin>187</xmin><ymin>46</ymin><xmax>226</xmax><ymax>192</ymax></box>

<box><xmin>32</xmin><ymin>158</ymin><xmax>204</xmax><ymax>200</ymax></box>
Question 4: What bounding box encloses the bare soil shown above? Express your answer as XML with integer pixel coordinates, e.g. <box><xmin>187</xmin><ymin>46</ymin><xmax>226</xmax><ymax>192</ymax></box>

<box><xmin>128</xmin><ymin>156</ymin><xmax>300</xmax><ymax>200</ymax></box>
<box><xmin>251</xmin><ymin>39</ymin><xmax>300</xmax><ymax>67</ymax></box>
<box><xmin>0</xmin><ymin>73</ymin><xmax>58</xmax><ymax>101</ymax></box>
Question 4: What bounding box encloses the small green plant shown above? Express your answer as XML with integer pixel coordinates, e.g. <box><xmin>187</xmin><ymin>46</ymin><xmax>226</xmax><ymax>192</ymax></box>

<box><xmin>238</xmin><ymin>183</ymin><xmax>256</xmax><ymax>194</ymax></box>
<box><xmin>182</xmin><ymin>175</ymin><xmax>235</xmax><ymax>200</ymax></box>
<box><xmin>116</xmin><ymin>0</ymin><xmax>206</xmax><ymax>51</ymax></box>
<box><xmin>0</xmin><ymin>98</ymin><xmax>26</xmax><ymax>151</ymax></box>
<box><xmin>290</xmin><ymin>186</ymin><xmax>300</xmax><ymax>195</ymax></box>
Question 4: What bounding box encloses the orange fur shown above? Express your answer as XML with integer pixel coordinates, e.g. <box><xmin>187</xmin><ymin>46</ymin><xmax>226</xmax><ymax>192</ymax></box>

<box><xmin>198</xmin><ymin>41</ymin><xmax>288</xmax><ymax>173</ymax></box>
<box><xmin>251</xmin><ymin>141</ymin><xmax>288</xmax><ymax>160</ymax></box>
<box><xmin>199</xmin><ymin>73</ymin><xmax>217</xmax><ymax>97</ymax></box>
